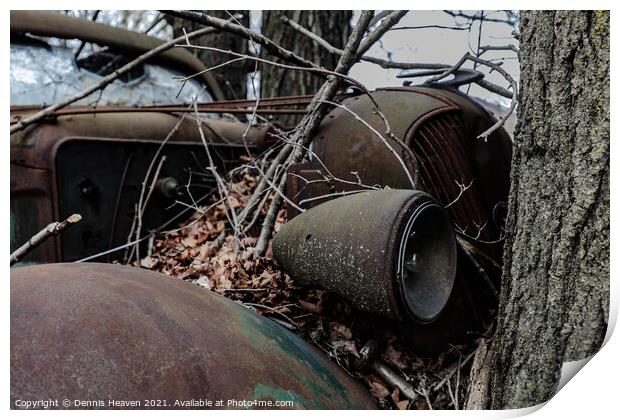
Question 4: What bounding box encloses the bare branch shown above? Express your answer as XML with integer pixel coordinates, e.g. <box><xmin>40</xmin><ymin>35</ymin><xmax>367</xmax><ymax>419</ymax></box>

<box><xmin>281</xmin><ymin>11</ymin><xmax>514</xmax><ymax>102</ymax></box>
<box><xmin>424</xmin><ymin>54</ymin><xmax>470</xmax><ymax>84</ymax></box>
<box><xmin>467</xmin><ymin>55</ymin><xmax>518</xmax><ymax>139</ymax></box>
<box><xmin>368</xmin><ymin>10</ymin><xmax>394</xmax><ymax>28</ymax></box>
<box><xmin>144</xmin><ymin>13</ymin><xmax>166</xmax><ymax>35</ymax></box>
<box><xmin>475</xmin><ymin>79</ymin><xmax>514</xmax><ymax>99</ymax></box>
<box><xmin>432</xmin><ymin>351</ymin><xmax>476</xmax><ymax>392</ymax></box>
<box><xmin>356</xmin><ymin>11</ymin><xmax>408</xmax><ymax>58</ymax></box>
<box><xmin>319</xmin><ymin>100</ymin><xmax>415</xmax><ymax>188</ymax></box>
<box><xmin>175</xmin><ymin>44</ymin><xmax>365</xmax><ymax>91</ymax></box>
<box><xmin>298</xmin><ymin>189</ymin><xmax>374</xmax><ymax>206</ymax></box>
<box><xmin>457</xmin><ymin>239</ymin><xmax>498</xmax><ymax>298</ymax></box>
<box><xmin>281</xmin><ymin>13</ymin><xmax>447</xmax><ymax>72</ymax></box>
<box><xmin>253</xmin><ymin>10</ymin><xmax>376</xmax><ymax>256</ymax></box>
<box><xmin>480</xmin><ymin>44</ymin><xmax>519</xmax><ymax>54</ymax></box>
<box><xmin>126</xmin><ymin>115</ymin><xmax>187</xmax><ymax>262</ymax></box>
<box><xmin>444</xmin><ymin>10</ymin><xmax>518</xmax><ymax>26</ymax></box>
<box><xmin>424</xmin><ymin>52</ymin><xmax>518</xmax><ymax>139</ymax></box>
<box><xmin>445</xmin><ymin>179</ymin><xmax>474</xmax><ymax>208</ymax></box>
<box><xmin>281</xmin><ymin>15</ymin><xmax>342</xmax><ymax>55</ymax></box>
<box><xmin>389</xmin><ymin>24</ymin><xmax>470</xmax><ymax>31</ymax></box>
<box><xmin>10</xmin><ymin>25</ymin><xmax>223</xmax><ymax>134</ymax></box>
<box><xmin>163</xmin><ymin>10</ymin><xmax>319</xmax><ymax>69</ymax></box>
<box><xmin>10</xmin><ymin>214</ymin><xmax>82</xmax><ymax>265</ymax></box>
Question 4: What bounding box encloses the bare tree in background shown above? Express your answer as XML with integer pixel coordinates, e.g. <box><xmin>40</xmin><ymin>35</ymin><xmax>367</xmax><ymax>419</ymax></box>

<box><xmin>260</xmin><ymin>11</ymin><xmax>352</xmax><ymax>125</ymax></box>
<box><xmin>467</xmin><ymin>10</ymin><xmax>609</xmax><ymax>409</ymax></box>
<box><xmin>166</xmin><ymin>11</ymin><xmax>252</xmax><ymax>99</ymax></box>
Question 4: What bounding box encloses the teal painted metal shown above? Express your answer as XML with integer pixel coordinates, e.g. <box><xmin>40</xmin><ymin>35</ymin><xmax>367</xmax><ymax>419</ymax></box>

<box><xmin>11</xmin><ymin>263</ymin><xmax>375</xmax><ymax>410</ymax></box>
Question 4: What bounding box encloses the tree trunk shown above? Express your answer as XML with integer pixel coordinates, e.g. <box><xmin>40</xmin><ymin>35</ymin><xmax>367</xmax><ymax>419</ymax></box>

<box><xmin>260</xmin><ymin>10</ymin><xmax>352</xmax><ymax>125</ymax></box>
<box><xmin>470</xmin><ymin>11</ymin><xmax>609</xmax><ymax>409</ymax></box>
<box><xmin>166</xmin><ymin>11</ymin><xmax>251</xmax><ymax>100</ymax></box>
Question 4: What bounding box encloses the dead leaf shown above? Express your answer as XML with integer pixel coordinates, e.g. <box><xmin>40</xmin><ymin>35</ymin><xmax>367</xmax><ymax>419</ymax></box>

<box><xmin>391</xmin><ymin>387</ymin><xmax>410</xmax><ymax>410</ymax></box>
<box><xmin>140</xmin><ymin>256</ymin><xmax>157</xmax><ymax>269</ymax></box>
<box><xmin>369</xmin><ymin>380</ymin><xmax>390</xmax><ymax>400</ymax></box>
<box><xmin>141</xmin><ymin>158</ymin><xmax>477</xmax><ymax>410</ymax></box>
<box><xmin>332</xmin><ymin>323</ymin><xmax>352</xmax><ymax>340</ymax></box>
<box><xmin>216</xmin><ymin>276</ymin><xmax>232</xmax><ymax>290</ymax></box>
<box><xmin>194</xmin><ymin>275</ymin><xmax>213</xmax><ymax>289</ymax></box>
<box><xmin>396</xmin><ymin>400</ymin><xmax>410</xmax><ymax>410</ymax></box>
<box><xmin>331</xmin><ymin>339</ymin><xmax>360</xmax><ymax>358</ymax></box>
<box><xmin>384</xmin><ymin>344</ymin><xmax>407</xmax><ymax>370</ymax></box>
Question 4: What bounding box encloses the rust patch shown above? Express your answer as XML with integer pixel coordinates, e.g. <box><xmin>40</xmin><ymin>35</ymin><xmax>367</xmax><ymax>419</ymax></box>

<box><xmin>11</xmin><ymin>263</ymin><xmax>375</xmax><ymax>409</ymax></box>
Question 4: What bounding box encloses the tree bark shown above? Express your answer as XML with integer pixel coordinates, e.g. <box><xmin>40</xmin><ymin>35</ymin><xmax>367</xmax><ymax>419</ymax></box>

<box><xmin>260</xmin><ymin>10</ymin><xmax>352</xmax><ymax>125</ymax></box>
<box><xmin>472</xmin><ymin>11</ymin><xmax>609</xmax><ymax>409</ymax></box>
<box><xmin>166</xmin><ymin>11</ymin><xmax>251</xmax><ymax>99</ymax></box>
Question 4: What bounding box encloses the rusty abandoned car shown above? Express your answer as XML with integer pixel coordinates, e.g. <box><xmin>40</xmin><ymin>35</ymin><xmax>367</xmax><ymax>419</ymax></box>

<box><xmin>10</xmin><ymin>11</ymin><xmax>511</xmax><ymax>409</ymax></box>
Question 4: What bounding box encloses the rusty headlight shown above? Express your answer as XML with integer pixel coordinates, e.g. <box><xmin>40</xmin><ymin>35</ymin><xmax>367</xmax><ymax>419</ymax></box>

<box><xmin>274</xmin><ymin>189</ymin><xmax>456</xmax><ymax>324</ymax></box>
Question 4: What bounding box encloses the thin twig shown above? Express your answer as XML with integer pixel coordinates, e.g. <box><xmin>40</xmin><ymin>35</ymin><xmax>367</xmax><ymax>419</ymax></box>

<box><xmin>10</xmin><ymin>26</ymin><xmax>221</xmax><ymax>134</ymax></box>
<box><xmin>445</xmin><ymin>179</ymin><xmax>474</xmax><ymax>208</ymax></box>
<box><xmin>456</xmin><ymin>354</ymin><xmax>461</xmax><ymax>410</ymax></box>
<box><xmin>282</xmin><ymin>15</ymin><xmax>514</xmax><ymax>99</ymax></box>
<box><xmin>133</xmin><ymin>155</ymin><xmax>167</xmax><ymax>263</ymax></box>
<box><xmin>356</xmin><ymin>11</ymin><xmax>408</xmax><ymax>58</ymax></box>
<box><xmin>424</xmin><ymin>52</ymin><xmax>518</xmax><ymax>139</ymax></box>
<box><xmin>163</xmin><ymin>10</ymin><xmax>318</xmax><ymax>69</ymax></box>
<box><xmin>480</xmin><ymin>44</ymin><xmax>519</xmax><ymax>54</ymax></box>
<box><xmin>457</xmin><ymin>239</ymin><xmax>499</xmax><ymax>299</ymax></box>
<box><xmin>368</xmin><ymin>10</ymin><xmax>394</xmax><ymax>28</ymax></box>
<box><xmin>446</xmin><ymin>379</ymin><xmax>458</xmax><ymax>409</ymax></box>
<box><xmin>281</xmin><ymin>13</ymin><xmax>447</xmax><ymax>72</ymax></box>
<box><xmin>457</xmin><ymin>236</ymin><xmax>502</xmax><ymax>271</ymax></box>
<box><xmin>243</xmin><ymin>302</ymin><xmax>299</xmax><ymax>328</ymax></box>
<box><xmin>420</xmin><ymin>387</ymin><xmax>433</xmax><ymax>410</ymax></box>
<box><xmin>433</xmin><ymin>351</ymin><xmax>476</xmax><ymax>392</ymax></box>
<box><xmin>175</xmin><ymin>44</ymin><xmax>367</xmax><ymax>92</ymax></box>
<box><xmin>253</xmin><ymin>11</ymin><xmax>376</xmax><ymax>256</ymax></box>
<box><xmin>193</xmin><ymin>101</ymin><xmax>239</xmax><ymax>238</ymax></box>
<box><xmin>320</xmin><ymin>100</ymin><xmax>415</xmax><ymax>188</ymax></box>
<box><xmin>10</xmin><ymin>214</ymin><xmax>82</xmax><ymax>265</ymax></box>
<box><xmin>144</xmin><ymin>13</ymin><xmax>166</xmax><ymax>35</ymax></box>
<box><xmin>444</xmin><ymin>10</ymin><xmax>518</xmax><ymax>26</ymax></box>
<box><xmin>126</xmin><ymin>115</ymin><xmax>187</xmax><ymax>263</ymax></box>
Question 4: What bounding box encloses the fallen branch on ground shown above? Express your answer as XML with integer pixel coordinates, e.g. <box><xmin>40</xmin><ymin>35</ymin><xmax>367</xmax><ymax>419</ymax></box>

<box><xmin>372</xmin><ymin>360</ymin><xmax>418</xmax><ymax>402</ymax></box>
<box><xmin>433</xmin><ymin>351</ymin><xmax>476</xmax><ymax>392</ymax></box>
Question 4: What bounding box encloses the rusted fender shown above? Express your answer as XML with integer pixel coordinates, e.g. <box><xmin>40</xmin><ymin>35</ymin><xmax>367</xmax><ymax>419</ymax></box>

<box><xmin>10</xmin><ymin>263</ymin><xmax>375</xmax><ymax>410</ymax></box>
<box><xmin>273</xmin><ymin>189</ymin><xmax>456</xmax><ymax>324</ymax></box>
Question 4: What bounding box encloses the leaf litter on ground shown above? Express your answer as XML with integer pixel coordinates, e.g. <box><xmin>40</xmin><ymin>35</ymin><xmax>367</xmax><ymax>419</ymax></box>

<box><xmin>138</xmin><ymin>160</ymin><xmax>480</xmax><ymax>410</ymax></box>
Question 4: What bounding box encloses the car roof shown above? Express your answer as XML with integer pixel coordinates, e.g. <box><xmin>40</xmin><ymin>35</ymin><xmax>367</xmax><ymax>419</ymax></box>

<box><xmin>10</xmin><ymin>10</ymin><xmax>226</xmax><ymax>101</ymax></box>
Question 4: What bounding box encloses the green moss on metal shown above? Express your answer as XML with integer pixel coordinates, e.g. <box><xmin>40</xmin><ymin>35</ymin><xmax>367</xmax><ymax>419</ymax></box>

<box><xmin>223</xmin><ymin>297</ymin><xmax>361</xmax><ymax>408</ymax></box>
